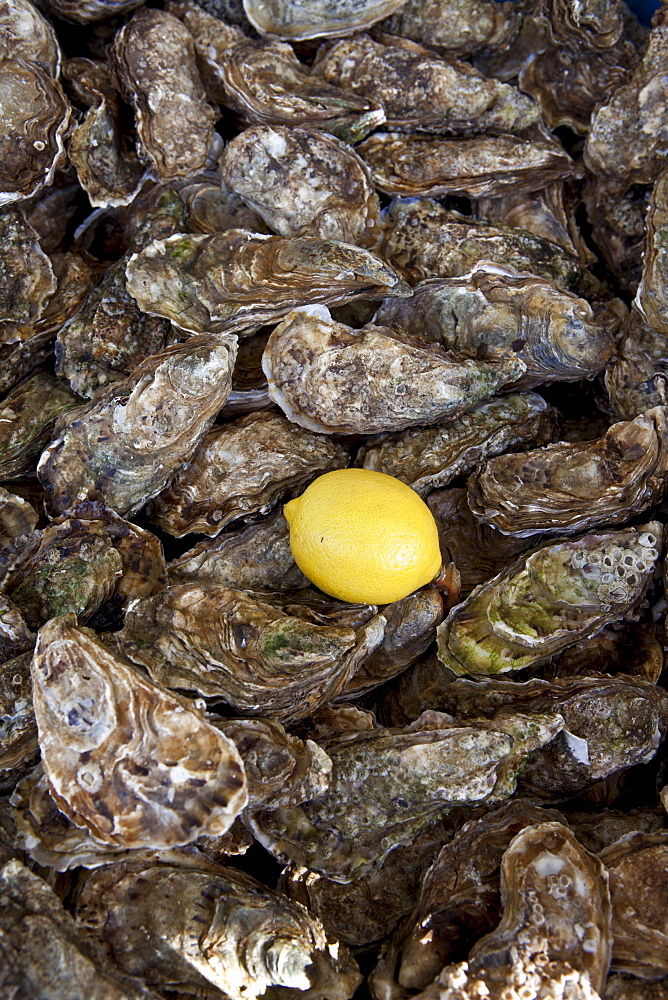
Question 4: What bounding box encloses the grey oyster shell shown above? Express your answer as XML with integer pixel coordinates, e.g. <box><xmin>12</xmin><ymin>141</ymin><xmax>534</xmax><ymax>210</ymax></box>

<box><xmin>116</xmin><ymin>582</ymin><xmax>385</xmax><ymax>723</ymax></box>
<box><xmin>38</xmin><ymin>334</ymin><xmax>238</xmax><ymax>517</ymax></box>
<box><xmin>0</xmin><ymin>371</ymin><xmax>79</xmax><ymax>479</ymax></box>
<box><xmin>605</xmin><ymin>308</ymin><xmax>668</xmax><ymax>421</ymax></box>
<box><xmin>358</xmin><ymin>393</ymin><xmax>561</xmax><ymax>496</ymax></box>
<box><xmin>0</xmin><ymin>487</ymin><xmax>38</xmax><ymax>547</ymax></box>
<box><xmin>467</xmin><ymin>407</ymin><xmax>668</xmax><ymax>538</ymax></box>
<box><xmin>219</xmin><ymin>125</ymin><xmax>381</xmax><ymax>246</ymax></box>
<box><xmin>31</xmin><ymin>614</ymin><xmax>248</xmax><ymax>848</ymax></box>
<box><xmin>373</xmin><ymin>263</ymin><xmax>617</xmax><ymax>389</ymax></box>
<box><xmin>75</xmin><ymin>857</ymin><xmax>362</xmax><ymax>1000</ymax></box>
<box><xmin>242</xmin><ymin>0</ymin><xmax>407</xmax><ymax>41</ymax></box>
<box><xmin>635</xmin><ymin>164</ymin><xmax>668</xmax><ymax>336</ymax></box>
<box><xmin>249</xmin><ymin>711</ymin><xmax>563</xmax><ymax>880</ymax></box>
<box><xmin>0</xmin><ymin>206</ymin><xmax>56</xmax><ymax>342</ymax></box>
<box><xmin>375</xmin><ymin>0</ymin><xmax>522</xmax><ymax>58</ymax></box>
<box><xmin>125</xmin><ymin>230</ymin><xmax>410</xmax><ymax>336</ymax></box>
<box><xmin>262</xmin><ymin>305</ymin><xmax>525</xmax><ymax>435</ymax></box>
<box><xmin>0</xmin><ymin>652</ymin><xmax>37</xmax><ymax>793</ymax></box>
<box><xmin>150</xmin><ymin>409</ymin><xmax>349</xmax><ymax>537</ymax></box>
<box><xmin>437</xmin><ymin>523</ymin><xmax>662</xmax><ymax>676</ymax></box>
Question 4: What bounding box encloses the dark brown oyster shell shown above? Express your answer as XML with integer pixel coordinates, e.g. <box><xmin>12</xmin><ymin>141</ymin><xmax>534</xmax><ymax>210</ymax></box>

<box><xmin>0</xmin><ymin>652</ymin><xmax>37</xmax><ymax>794</ymax></box>
<box><xmin>605</xmin><ymin>307</ymin><xmax>668</xmax><ymax>420</ymax></box>
<box><xmin>0</xmin><ymin>0</ymin><xmax>61</xmax><ymax>75</ymax></box>
<box><xmin>0</xmin><ymin>206</ymin><xmax>55</xmax><ymax>342</ymax></box>
<box><xmin>0</xmin><ymin>372</ymin><xmax>79</xmax><ymax>479</ymax></box>
<box><xmin>636</xmin><ymin>164</ymin><xmax>668</xmax><ymax>336</ymax></box>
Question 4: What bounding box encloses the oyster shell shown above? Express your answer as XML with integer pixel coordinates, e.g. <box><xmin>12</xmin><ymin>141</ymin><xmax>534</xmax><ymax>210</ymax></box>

<box><xmin>375</xmin><ymin>0</ymin><xmax>522</xmax><ymax>57</ymax></box>
<box><xmin>220</xmin><ymin>125</ymin><xmax>380</xmax><ymax>245</ymax></box>
<box><xmin>117</xmin><ymin>582</ymin><xmax>385</xmax><ymax>723</ymax></box>
<box><xmin>0</xmin><ymin>0</ymin><xmax>61</xmax><ymax>76</ymax></box>
<box><xmin>0</xmin><ymin>206</ymin><xmax>55</xmax><ymax>342</ymax></box>
<box><xmin>168</xmin><ymin>510</ymin><xmax>308</xmax><ymax>590</ymax></box>
<box><xmin>0</xmin><ymin>487</ymin><xmax>38</xmax><ymax>546</ymax></box>
<box><xmin>0</xmin><ymin>595</ymin><xmax>35</xmax><ymax>663</ymax></box>
<box><xmin>202</xmin><ymin>34</ymin><xmax>384</xmax><ymax>141</ymax></box>
<box><xmin>64</xmin><ymin>58</ymin><xmax>145</xmax><ymax>209</ymax></box>
<box><xmin>604</xmin><ymin>975</ymin><xmax>668</xmax><ymax>999</ymax></box>
<box><xmin>181</xmin><ymin>179</ymin><xmax>271</xmax><ymax>237</ymax></box>
<box><xmin>373</xmin><ymin>264</ymin><xmax>616</xmax><ymax>388</ymax></box>
<box><xmin>125</xmin><ymin>230</ymin><xmax>410</xmax><ymax>336</ymax></box>
<box><xmin>599</xmin><ymin>832</ymin><xmax>668</xmax><ymax>979</ymax></box>
<box><xmin>467</xmin><ymin>407</ymin><xmax>668</xmax><ymax>538</ymax></box>
<box><xmin>36</xmin><ymin>0</ymin><xmax>144</xmax><ymax>22</ymax></box>
<box><xmin>243</xmin><ymin>0</ymin><xmax>407</xmax><ymax>41</ymax></box>
<box><xmin>110</xmin><ymin>8</ymin><xmax>218</xmax><ymax>182</ymax></box>
<box><xmin>437</xmin><ymin>523</ymin><xmax>662</xmax><ymax>676</ymax></box>
<box><xmin>38</xmin><ymin>334</ymin><xmax>238</xmax><ymax>517</ymax></box>
<box><xmin>0</xmin><ymin>652</ymin><xmax>37</xmax><ymax>793</ymax></box>
<box><xmin>377</xmin><ymin>197</ymin><xmax>600</xmax><ymax>298</ymax></box>
<box><xmin>313</xmin><ymin>33</ymin><xmax>540</xmax><ymax>134</ymax></box>
<box><xmin>605</xmin><ymin>308</ymin><xmax>668</xmax><ymax>420</ymax></box>
<box><xmin>263</xmin><ymin>305</ymin><xmax>525</xmax><ymax>435</ymax></box>
<box><xmin>75</xmin><ymin>857</ymin><xmax>362</xmax><ymax>1000</ymax></box>
<box><xmin>32</xmin><ymin>614</ymin><xmax>248</xmax><ymax>848</ymax></box>
<box><xmin>150</xmin><ymin>409</ymin><xmax>349</xmax><ymax>537</ymax></box>
<box><xmin>358</xmin><ymin>132</ymin><xmax>574</xmax><ymax>200</ymax></box>
<box><xmin>583</xmin><ymin>178</ymin><xmax>649</xmax><ymax>296</ymax></box>
<box><xmin>0</xmin><ymin>59</ymin><xmax>70</xmax><ymax>206</ymax></box>
<box><xmin>0</xmin><ymin>502</ymin><xmax>166</xmax><ymax>629</ymax></box>
<box><xmin>635</xmin><ymin>164</ymin><xmax>668</xmax><ymax>336</ymax></box>
<box><xmin>250</xmin><ymin>711</ymin><xmax>563</xmax><ymax>880</ymax></box>
<box><xmin>0</xmin><ymin>371</ymin><xmax>79</xmax><ymax>479</ymax></box>
<box><xmin>358</xmin><ymin>393</ymin><xmax>560</xmax><ymax>496</ymax></box>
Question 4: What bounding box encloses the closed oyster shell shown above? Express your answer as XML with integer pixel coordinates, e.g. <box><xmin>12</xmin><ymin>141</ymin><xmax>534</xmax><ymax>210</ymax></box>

<box><xmin>0</xmin><ymin>59</ymin><xmax>70</xmax><ymax>206</ymax></box>
<box><xmin>599</xmin><ymin>832</ymin><xmax>668</xmax><ymax>979</ymax></box>
<box><xmin>75</xmin><ymin>857</ymin><xmax>362</xmax><ymax>1000</ymax></box>
<box><xmin>635</xmin><ymin>164</ymin><xmax>668</xmax><ymax>336</ymax></box>
<box><xmin>0</xmin><ymin>0</ymin><xmax>61</xmax><ymax>76</ymax></box>
<box><xmin>0</xmin><ymin>206</ymin><xmax>55</xmax><ymax>342</ymax></box>
<box><xmin>604</xmin><ymin>975</ymin><xmax>668</xmax><ymax>999</ymax></box>
<box><xmin>32</xmin><ymin>614</ymin><xmax>248</xmax><ymax>848</ymax></box>
<box><xmin>168</xmin><ymin>510</ymin><xmax>308</xmax><ymax>590</ymax></box>
<box><xmin>243</xmin><ymin>0</ymin><xmax>407</xmax><ymax>41</ymax></box>
<box><xmin>110</xmin><ymin>8</ymin><xmax>218</xmax><ymax>182</ymax></box>
<box><xmin>0</xmin><ymin>372</ymin><xmax>79</xmax><ymax>479</ymax></box>
<box><xmin>64</xmin><ymin>58</ymin><xmax>145</xmax><ymax>209</ymax></box>
<box><xmin>605</xmin><ymin>308</ymin><xmax>668</xmax><ymax>420</ymax></box>
<box><xmin>250</xmin><ymin>711</ymin><xmax>563</xmax><ymax>880</ymax></box>
<box><xmin>150</xmin><ymin>409</ymin><xmax>349</xmax><ymax>538</ymax></box>
<box><xmin>373</xmin><ymin>264</ymin><xmax>616</xmax><ymax>388</ymax></box>
<box><xmin>467</xmin><ymin>407</ymin><xmax>668</xmax><ymax>538</ymax></box>
<box><xmin>37</xmin><ymin>0</ymin><xmax>144</xmax><ymax>22</ymax></box>
<box><xmin>117</xmin><ymin>583</ymin><xmax>385</xmax><ymax>723</ymax></box>
<box><xmin>358</xmin><ymin>393</ymin><xmax>560</xmax><ymax>496</ymax></box>
<box><xmin>0</xmin><ymin>487</ymin><xmax>38</xmax><ymax>547</ymax></box>
<box><xmin>313</xmin><ymin>33</ymin><xmax>540</xmax><ymax>134</ymax></box>
<box><xmin>357</xmin><ymin>132</ymin><xmax>574</xmax><ymax>200</ymax></box>
<box><xmin>0</xmin><ymin>502</ymin><xmax>166</xmax><ymax>629</ymax></box>
<box><xmin>375</xmin><ymin>0</ymin><xmax>521</xmax><ymax>57</ymax></box>
<box><xmin>263</xmin><ymin>305</ymin><xmax>525</xmax><ymax>435</ymax></box>
<box><xmin>203</xmin><ymin>35</ymin><xmax>384</xmax><ymax>141</ymax></box>
<box><xmin>220</xmin><ymin>125</ymin><xmax>380</xmax><ymax>245</ymax></box>
<box><xmin>0</xmin><ymin>595</ymin><xmax>35</xmax><ymax>663</ymax></box>
<box><xmin>38</xmin><ymin>334</ymin><xmax>238</xmax><ymax>518</ymax></box>
<box><xmin>0</xmin><ymin>652</ymin><xmax>37</xmax><ymax>792</ymax></box>
<box><xmin>181</xmin><ymin>179</ymin><xmax>271</xmax><ymax>237</ymax></box>
<box><xmin>583</xmin><ymin>178</ymin><xmax>649</xmax><ymax>296</ymax></box>
<box><xmin>125</xmin><ymin>230</ymin><xmax>410</xmax><ymax>336</ymax></box>
<box><xmin>437</xmin><ymin>523</ymin><xmax>662</xmax><ymax>676</ymax></box>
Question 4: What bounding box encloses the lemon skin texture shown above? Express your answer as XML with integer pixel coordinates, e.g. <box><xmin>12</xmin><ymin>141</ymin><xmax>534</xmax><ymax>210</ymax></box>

<box><xmin>283</xmin><ymin>469</ymin><xmax>442</xmax><ymax>605</ymax></box>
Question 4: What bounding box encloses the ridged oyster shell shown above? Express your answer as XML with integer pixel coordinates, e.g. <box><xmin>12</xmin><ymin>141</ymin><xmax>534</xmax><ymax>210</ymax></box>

<box><xmin>635</xmin><ymin>164</ymin><xmax>668</xmax><ymax>336</ymax></box>
<box><xmin>243</xmin><ymin>0</ymin><xmax>407</xmax><ymax>41</ymax></box>
<box><xmin>0</xmin><ymin>206</ymin><xmax>56</xmax><ymax>342</ymax></box>
<box><xmin>376</xmin><ymin>0</ymin><xmax>522</xmax><ymax>57</ymax></box>
<box><xmin>0</xmin><ymin>371</ymin><xmax>79</xmax><ymax>479</ymax></box>
<box><xmin>0</xmin><ymin>0</ymin><xmax>61</xmax><ymax>75</ymax></box>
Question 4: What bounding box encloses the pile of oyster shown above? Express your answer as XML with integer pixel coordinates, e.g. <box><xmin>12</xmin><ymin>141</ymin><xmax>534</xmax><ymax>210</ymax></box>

<box><xmin>2</xmin><ymin>0</ymin><xmax>668</xmax><ymax>997</ymax></box>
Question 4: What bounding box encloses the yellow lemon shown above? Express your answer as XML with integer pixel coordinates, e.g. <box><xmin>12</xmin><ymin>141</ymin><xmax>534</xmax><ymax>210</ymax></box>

<box><xmin>283</xmin><ymin>469</ymin><xmax>442</xmax><ymax>605</ymax></box>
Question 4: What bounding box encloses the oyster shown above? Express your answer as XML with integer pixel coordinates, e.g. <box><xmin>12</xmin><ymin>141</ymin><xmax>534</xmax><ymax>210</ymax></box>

<box><xmin>313</xmin><ymin>33</ymin><xmax>540</xmax><ymax>134</ymax></box>
<box><xmin>599</xmin><ymin>832</ymin><xmax>668</xmax><ymax>979</ymax></box>
<box><xmin>373</xmin><ymin>264</ymin><xmax>617</xmax><ymax>388</ymax></box>
<box><xmin>0</xmin><ymin>652</ymin><xmax>37</xmax><ymax>793</ymax></box>
<box><xmin>168</xmin><ymin>510</ymin><xmax>308</xmax><ymax>590</ymax></box>
<box><xmin>0</xmin><ymin>59</ymin><xmax>70</xmax><ymax>206</ymax></box>
<box><xmin>562</xmin><ymin>807</ymin><xmax>667</xmax><ymax>855</ymax></box>
<box><xmin>636</xmin><ymin>164</ymin><xmax>668</xmax><ymax>336</ymax></box>
<box><xmin>437</xmin><ymin>524</ymin><xmax>662</xmax><ymax>676</ymax></box>
<box><xmin>0</xmin><ymin>0</ymin><xmax>61</xmax><ymax>76</ymax></box>
<box><xmin>38</xmin><ymin>334</ymin><xmax>238</xmax><ymax>518</ymax></box>
<box><xmin>36</xmin><ymin>0</ymin><xmax>144</xmax><ymax>22</ymax></box>
<box><xmin>110</xmin><ymin>8</ymin><xmax>218</xmax><ymax>182</ymax></box>
<box><xmin>117</xmin><ymin>582</ymin><xmax>384</xmax><ymax>723</ymax></box>
<box><xmin>376</xmin><ymin>0</ymin><xmax>522</xmax><ymax>57</ymax></box>
<box><xmin>0</xmin><ymin>372</ymin><xmax>79</xmax><ymax>479</ymax></box>
<box><xmin>263</xmin><ymin>305</ymin><xmax>525</xmax><ymax>435</ymax></box>
<box><xmin>251</xmin><ymin>711</ymin><xmax>563</xmax><ymax>880</ymax></box>
<box><xmin>370</xmin><ymin>800</ymin><xmax>567</xmax><ymax>997</ymax></box>
<box><xmin>467</xmin><ymin>407</ymin><xmax>668</xmax><ymax>538</ymax></box>
<box><xmin>377</xmin><ymin>197</ymin><xmax>600</xmax><ymax>298</ymax></box>
<box><xmin>150</xmin><ymin>409</ymin><xmax>348</xmax><ymax>537</ymax></box>
<box><xmin>0</xmin><ymin>487</ymin><xmax>38</xmax><ymax>546</ymax></box>
<box><xmin>428</xmin><ymin>488</ymin><xmax>531</xmax><ymax>598</ymax></box>
<box><xmin>75</xmin><ymin>857</ymin><xmax>362</xmax><ymax>1000</ymax></box>
<box><xmin>181</xmin><ymin>179</ymin><xmax>271</xmax><ymax>237</ymax></box>
<box><xmin>243</xmin><ymin>0</ymin><xmax>407</xmax><ymax>41</ymax></box>
<box><xmin>606</xmin><ymin>308</ymin><xmax>668</xmax><ymax>420</ymax></box>
<box><xmin>358</xmin><ymin>393</ymin><xmax>560</xmax><ymax>496</ymax></box>
<box><xmin>583</xmin><ymin>178</ymin><xmax>649</xmax><ymax>295</ymax></box>
<box><xmin>64</xmin><ymin>58</ymin><xmax>145</xmax><ymax>209</ymax></box>
<box><xmin>0</xmin><ymin>206</ymin><xmax>55</xmax><ymax>342</ymax></box>
<box><xmin>604</xmin><ymin>976</ymin><xmax>668</xmax><ymax>999</ymax></box>
<box><xmin>0</xmin><ymin>595</ymin><xmax>35</xmax><ymax>663</ymax></box>
<box><xmin>358</xmin><ymin>132</ymin><xmax>574</xmax><ymax>199</ymax></box>
<box><xmin>32</xmin><ymin>615</ymin><xmax>247</xmax><ymax>848</ymax></box>
<box><xmin>220</xmin><ymin>125</ymin><xmax>380</xmax><ymax>245</ymax></box>
<box><xmin>0</xmin><ymin>502</ymin><xmax>166</xmax><ymax>629</ymax></box>
<box><xmin>202</xmin><ymin>35</ymin><xmax>384</xmax><ymax>141</ymax></box>
<box><xmin>125</xmin><ymin>230</ymin><xmax>410</xmax><ymax>336</ymax></box>
<box><xmin>0</xmin><ymin>859</ymin><xmax>159</xmax><ymax>1000</ymax></box>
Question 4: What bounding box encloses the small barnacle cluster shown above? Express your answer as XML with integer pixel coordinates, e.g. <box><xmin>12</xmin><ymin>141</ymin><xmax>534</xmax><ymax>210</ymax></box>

<box><xmin>1</xmin><ymin>0</ymin><xmax>668</xmax><ymax>999</ymax></box>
